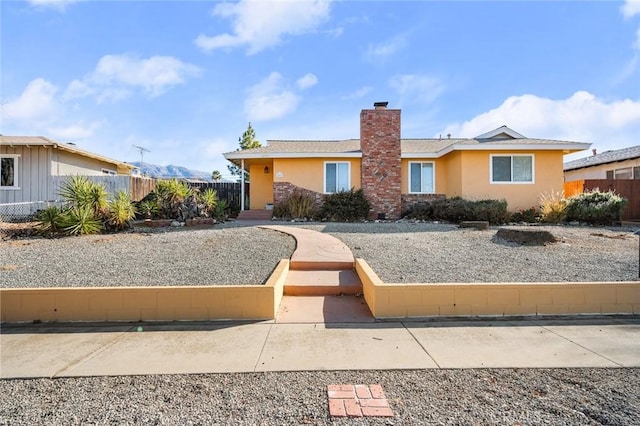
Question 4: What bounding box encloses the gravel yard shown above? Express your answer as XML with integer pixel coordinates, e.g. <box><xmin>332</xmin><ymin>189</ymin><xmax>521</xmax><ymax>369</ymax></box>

<box><xmin>0</xmin><ymin>227</ymin><xmax>295</xmax><ymax>288</ymax></box>
<box><xmin>1</xmin><ymin>222</ymin><xmax>637</xmax><ymax>288</ymax></box>
<box><xmin>1</xmin><ymin>368</ymin><xmax>638</xmax><ymax>425</ymax></box>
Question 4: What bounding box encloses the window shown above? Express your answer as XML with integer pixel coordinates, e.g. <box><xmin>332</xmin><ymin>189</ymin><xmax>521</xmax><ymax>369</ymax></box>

<box><xmin>606</xmin><ymin>170</ymin><xmax>614</xmax><ymax>180</ymax></box>
<box><xmin>491</xmin><ymin>155</ymin><xmax>533</xmax><ymax>183</ymax></box>
<box><xmin>0</xmin><ymin>155</ymin><xmax>19</xmax><ymax>189</ymax></box>
<box><xmin>409</xmin><ymin>162</ymin><xmax>435</xmax><ymax>193</ymax></box>
<box><xmin>324</xmin><ymin>162</ymin><xmax>350</xmax><ymax>193</ymax></box>
<box><xmin>101</xmin><ymin>168</ymin><xmax>117</xmax><ymax>175</ymax></box>
<box><xmin>614</xmin><ymin>167</ymin><xmax>632</xmax><ymax>180</ymax></box>
<box><xmin>634</xmin><ymin>167</ymin><xmax>640</xmax><ymax>180</ymax></box>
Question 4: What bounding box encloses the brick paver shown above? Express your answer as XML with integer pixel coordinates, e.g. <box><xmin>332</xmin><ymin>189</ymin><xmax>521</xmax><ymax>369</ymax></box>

<box><xmin>327</xmin><ymin>384</ymin><xmax>393</xmax><ymax>418</ymax></box>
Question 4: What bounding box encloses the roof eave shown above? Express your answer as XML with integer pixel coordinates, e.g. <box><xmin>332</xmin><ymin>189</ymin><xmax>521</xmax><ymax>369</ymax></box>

<box><xmin>403</xmin><ymin>142</ymin><xmax>591</xmax><ymax>158</ymax></box>
<box><xmin>223</xmin><ymin>152</ymin><xmax>363</xmax><ymax>160</ymax></box>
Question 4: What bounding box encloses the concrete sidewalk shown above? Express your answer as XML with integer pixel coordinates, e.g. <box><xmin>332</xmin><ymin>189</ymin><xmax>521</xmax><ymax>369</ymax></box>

<box><xmin>2</xmin><ymin>313</ymin><xmax>638</xmax><ymax>379</ymax></box>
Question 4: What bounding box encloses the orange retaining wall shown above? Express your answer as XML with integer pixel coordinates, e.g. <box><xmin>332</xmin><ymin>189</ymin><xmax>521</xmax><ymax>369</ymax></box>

<box><xmin>0</xmin><ymin>260</ymin><xmax>289</xmax><ymax>323</ymax></box>
<box><xmin>356</xmin><ymin>259</ymin><xmax>640</xmax><ymax>318</ymax></box>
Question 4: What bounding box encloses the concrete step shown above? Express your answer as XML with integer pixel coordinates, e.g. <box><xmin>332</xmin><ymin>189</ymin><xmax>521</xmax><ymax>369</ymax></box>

<box><xmin>284</xmin><ymin>269</ymin><xmax>362</xmax><ymax>296</ymax></box>
<box><xmin>276</xmin><ymin>295</ymin><xmax>373</xmax><ymax>323</ymax></box>
<box><xmin>237</xmin><ymin>210</ymin><xmax>273</xmax><ymax>220</ymax></box>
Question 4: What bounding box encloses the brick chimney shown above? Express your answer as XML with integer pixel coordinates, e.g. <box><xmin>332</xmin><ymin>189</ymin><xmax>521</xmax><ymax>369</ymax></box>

<box><xmin>360</xmin><ymin>101</ymin><xmax>402</xmax><ymax>220</ymax></box>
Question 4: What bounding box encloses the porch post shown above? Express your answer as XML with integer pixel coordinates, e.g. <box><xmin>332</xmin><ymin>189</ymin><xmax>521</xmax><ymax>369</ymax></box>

<box><xmin>240</xmin><ymin>159</ymin><xmax>245</xmax><ymax>211</ymax></box>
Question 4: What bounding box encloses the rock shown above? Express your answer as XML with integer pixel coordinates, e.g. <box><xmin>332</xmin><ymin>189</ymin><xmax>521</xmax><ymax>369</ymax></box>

<box><xmin>170</xmin><ymin>221</ymin><xmax>182</xmax><ymax>227</ymax></box>
<box><xmin>494</xmin><ymin>228</ymin><xmax>557</xmax><ymax>246</ymax></box>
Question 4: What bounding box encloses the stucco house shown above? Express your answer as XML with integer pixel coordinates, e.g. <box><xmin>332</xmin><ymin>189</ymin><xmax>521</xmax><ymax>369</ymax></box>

<box><xmin>1</xmin><ymin>136</ymin><xmax>136</xmax><ymax>216</ymax></box>
<box><xmin>224</xmin><ymin>102</ymin><xmax>590</xmax><ymax>219</ymax></box>
<box><xmin>564</xmin><ymin>145</ymin><xmax>640</xmax><ymax>181</ymax></box>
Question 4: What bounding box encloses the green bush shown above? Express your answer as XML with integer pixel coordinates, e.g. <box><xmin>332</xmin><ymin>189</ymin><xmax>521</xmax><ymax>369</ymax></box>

<box><xmin>274</xmin><ymin>190</ymin><xmax>316</xmax><ymax>220</ymax></box>
<box><xmin>36</xmin><ymin>206</ymin><xmax>65</xmax><ymax>237</ymax></box>
<box><xmin>565</xmin><ymin>189</ymin><xmax>628</xmax><ymax>225</ymax></box>
<box><xmin>198</xmin><ymin>188</ymin><xmax>218</xmax><ymax>218</ymax></box>
<box><xmin>59</xmin><ymin>175</ymin><xmax>109</xmax><ymax>215</ymax></box>
<box><xmin>319</xmin><ymin>189</ymin><xmax>370</xmax><ymax>222</ymax></box>
<box><xmin>213</xmin><ymin>199</ymin><xmax>228</xmax><ymax>222</ymax></box>
<box><xmin>107</xmin><ymin>191</ymin><xmax>137</xmax><ymax>231</ymax></box>
<box><xmin>404</xmin><ymin>202</ymin><xmax>434</xmax><ymax>220</ymax></box>
<box><xmin>509</xmin><ymin>207</ymin><xmax>540</xmax><ymax>223</ymax></box>
<box><xmin>156</xmin><ymin>179</ymin><xmax>192</xmax><ymax>219</ymax></box>
<box><xmin>421</xmin><ymin>197</ymin><xmax>508</xmax><ymax>224</ymax></box>
<box><xmin>59</xmin><ymin>206</ymin><xmax>103</xmax><ymax>235</ymax></box>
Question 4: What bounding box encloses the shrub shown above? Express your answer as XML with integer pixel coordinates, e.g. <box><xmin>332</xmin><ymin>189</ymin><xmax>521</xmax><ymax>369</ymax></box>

<box><xmin>404</xmin><ymin>202</ymin><xmax>434</xmax><ymax>220</ymax></box>
<box><xmin>36</xmin><ymin>206</ymin><xmax>65</xmax><ymax>237</ymax></box>
<box><xmin>59</xmin><ymin>175</ymin><xmax>109</xmax><ymax>216</ymax></box>
<box><xmin>274</xmin><ymin>190</ymin><xmax>317</xmax><ymax>220</ymax></box>
<box><xmin>107</xmin><ymin>191</ymin><xmax>137</xmax><ymax>231</ymax></box>
<box><xmin>59</xmin><ymin>206</ymin><xmax>103</xmax><ymax>235</ymax></box>
<box><xmin>198</xmin><ymin>188</ymin><xmax>218</xmax><ymax>218</ymax></box>
<box><xmin>426</xmin><ymin>197</ymin><xmax>509</xmax><ymax>224</ymax></box>
<box><xmin>319</xmin><ymin>189</ymin><xmax>370</xmax><ymax>222</ymax></box>
<box><xmin>509</xmin><ymin>207</ymin><xmax>540</xmax><ymax>223</ymax></box>
<box><xmin>213</xmin><ymin>199</ymin><xmax>228</xmax><ymax>222</ymax></box>
<box><xmin>565</xmin><ymin>189</ymin><xmax>628</xmax><ymax>225</ymax></box>
<box><xmin>136</xmin><ymin>200</ymin><xmax>159</xmax><ymax>219</ymax></box>
<box><xmin>156</xmin><ymin>179</ymin><xmax>192</xmax><ymax>219</ymax></box>
<box><xmin>539</xmin><ymin>191</ymin><xmax>567</xmax><ymax>223</ymax></box>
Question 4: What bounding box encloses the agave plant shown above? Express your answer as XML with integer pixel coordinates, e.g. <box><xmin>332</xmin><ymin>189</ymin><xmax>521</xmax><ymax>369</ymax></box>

<box><xmin>107</xmin><ymin>191</ymin><xmax>137</xmax><ymax>231</ymax></box>
<box><xmin>155</xmin><ymin>179</ymin><xmax>192</xmax><ymax>219</ymax></box>
<box><xmin>213</xmin><ymin>199</ymin><xmax>228</xmax><ymax>221</ymax></box>
<box><xmin>137</xmin><ymin>200</ymin><xmax>159</xmax><ymax>219</ymax></box>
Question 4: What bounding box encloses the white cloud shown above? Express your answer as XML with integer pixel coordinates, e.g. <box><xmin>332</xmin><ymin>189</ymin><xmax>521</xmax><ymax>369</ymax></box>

<box><xmin>341</xmin><ymin>86</ymin><xmax>372</xmax><ymax>100</ymax></box>
<box><xmin>195</xmin><ymin>0</ymin><xmax>332</xmax><ymax>55</ymax></box>
<box><xmin>621</xmin><ymin>0</ymin><xmax>640</xmax><ymax>19</ymax></box>
<box><xmin>2</xmin><ymin>78</ymin><xmax>59</xmax><ymax>125</ymax></box>
<box><xmin>365</xmin><ymin>34</ymin><xmax>406</xmax><ymax>60</ymax></box>
<box><xmin>296</xmin><ymin>73</ymin><xmax>318</xmax><ymax>90</ymax></box>
<box><xmin>635</xmin><ymin>27</ymin><xmax>640</xmax><ymax>51</ymax></box>
<box><xmin>26</xmin><ymin>0</ymin><xmax>80</xmax><ymax>11</ymax></box>
<box><xmin>442</xmin><ymin>91</ymin><xmax>640</xmax><ymax>157</ymax></box>
<box><xmin>49</xmin><ymin>121</ymin><xmax>102</xmax><ymax>140</ymax></box>
<box><xmin>389</xmin><ymin>74</ymin><xmax>446</xmax><ymax>105</ymax></box>
<box><xmin>244</xmin><ymin>72</ymin><xmax>300</xmax><ymax>121</ymax></box>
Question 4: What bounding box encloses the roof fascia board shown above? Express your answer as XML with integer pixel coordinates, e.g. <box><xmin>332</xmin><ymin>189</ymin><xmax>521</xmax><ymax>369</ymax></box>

<box><xmin>224</xmin><ymin>152</ymin><xmax>363</xmax><ymax>160</ymax></box>
<box><xmin>403</xmin><ymin>143</ymin><xmax>591</xmax><ymax>159</ymax></box>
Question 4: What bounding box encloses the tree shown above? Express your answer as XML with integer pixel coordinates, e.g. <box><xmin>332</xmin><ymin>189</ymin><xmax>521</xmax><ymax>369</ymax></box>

<box><xmin>211</xmin><ymin>170</ymin><xmax>222</xmax><ymax>182</ymax></box>
<box><xmin>228</xmin><ymin>122</ymin><xmax>261</xmax><ymax>181</ymax></box>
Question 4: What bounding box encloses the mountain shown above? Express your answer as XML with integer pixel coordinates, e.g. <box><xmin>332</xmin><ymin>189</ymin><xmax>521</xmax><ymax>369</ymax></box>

<box><xmin>129</xmin><ymin>162</ymin><xmax>214</xmax><ymax>181</ymax></box>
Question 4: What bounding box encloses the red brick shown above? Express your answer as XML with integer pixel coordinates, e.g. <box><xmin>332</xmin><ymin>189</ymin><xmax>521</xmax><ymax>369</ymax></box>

<box><xmin>369</xmin><ymin>384</ymin><xmax>386</xmax><ymax>399</ymax></box>
<box><xmin>344</xmin><ymin>399</ymin><xmax>362</xmax><ymax>417</ymax></box>
<box><xmin>361</xmin><ymin>407</ymin><xmax>394</xmax><ymax>417</ymax></box>
<box><xmin>328</xmin><ymin>384</ymin><xmax>354</xmax><ymax>392</ymax></box>
<box><xmin>328</xmin><ymin>399</ymin><xmax>346</xmax><ymax>417</ymax></box>
<box><xmin>328</xmin><ymin>390</ymin><xmax>356</xmax><ymax>399</ymax></box>
<box><xmin>355</xmin><ymin>384</ymin><xmax>372</xmax><ymax>399</ymax></box>
<box><xmin>359</xmin><ymin>398</ymin><xmax>389</xmax><ymax>408</ymax></box>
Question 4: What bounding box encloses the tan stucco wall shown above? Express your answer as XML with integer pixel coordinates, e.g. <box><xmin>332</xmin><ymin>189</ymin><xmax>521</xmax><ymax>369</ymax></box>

<box><xmin>55</xmin><ymin>150</ymin><xmax>131</xmax><ymax>176</ymax></box>
<box><xmin>1</xmin><ymin>260</ymin><xmax>289</xmax><ymax>323</ymax></box>
<box><xmin>564</xmin><ymin>158</ymin><xmax>640</xmax><ymax>181</ymax></box>
<box><xmin>356</xmin><ymin>259</ymin><xmax>640</xmax><ymax>318</ymax></box>
<box><xmin>456</xmin><ymin>150</ymin><xmax>565</xmax><ymax>211</ymax></box>
<box><xmin>272</xmin><ymin>158</ymin><xmax>361</xmax><ymax>194</ymax></box>
<box><xmin>249</xmin><ymin>163</ymin><xmax>274</xmax><ymax>209</ymax></box>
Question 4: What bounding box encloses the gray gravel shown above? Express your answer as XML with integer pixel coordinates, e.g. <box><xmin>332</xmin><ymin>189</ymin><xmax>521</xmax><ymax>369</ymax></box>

<box><xmin>297</xmin><ymin>222</ymin><xmax>639</xmax><ymax>283</ymax></box>
<box><xmin>1</xmin><ymin>368</ymin><xmax>638</xmax><ymax>425</ymax></box>
<box><xmin>1</xmin><ymin>222</ymin><xmax>637</xmax><ymax>288</ymax></box>
<box><xmin>0</xmin><ymin>226</ymin><xmax>295</xmax><ymax>288</ymax></box>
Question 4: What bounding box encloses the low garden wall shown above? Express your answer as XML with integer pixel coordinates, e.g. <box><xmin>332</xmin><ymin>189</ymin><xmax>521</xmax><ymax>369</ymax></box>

<box><xmin>356</xmin><ymin>259</ymin><xmax>640</xmax><ymax>318</ymax></box>
<box><xmin>0</xmin><ymin>260</ymin><xmax>289</xmax><ymax>323</ymax></box>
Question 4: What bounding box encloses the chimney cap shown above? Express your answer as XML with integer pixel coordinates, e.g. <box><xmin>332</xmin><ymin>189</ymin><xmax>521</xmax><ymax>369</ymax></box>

<box><xmin>373</xmin><ymin>101</ymin><xmax>389</xmax><ymax>109</ymax></box>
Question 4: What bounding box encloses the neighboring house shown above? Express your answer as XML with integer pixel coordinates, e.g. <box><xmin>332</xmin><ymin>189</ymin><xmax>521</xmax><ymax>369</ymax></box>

<box><xmin>563</xmin><ymin>145</ymin><xmax>640</xmax><ymax>181</ymax></box>
<box><xmin>1</xmin><ymin>136</ymin><xmax>136</xmax><ymax>210</ymax></box>
<box><xmin>224</xmin><ymin>102</ymin><xmax>590</xmax><ymax>219</ymax></box>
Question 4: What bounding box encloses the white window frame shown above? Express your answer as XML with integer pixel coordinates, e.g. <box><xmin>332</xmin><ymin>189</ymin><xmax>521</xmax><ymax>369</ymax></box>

<box><xmin>408</xmin><ymin>161</ymin><xmax>436</xmax><ymax>194</ymax></box>
<box><xmin>323</xmin><ymin>161</ymin><xmax>351</xmax><ymax>194</ymax></box>
<box><xmin>490</xmin><ymin>154</ymin><xmax>535</xmax><ymax>184</ymax></box>
<box><xmin>0</xmin><ymin>154</ymin><xmax>20</xmax><ymax>190</ymax></box>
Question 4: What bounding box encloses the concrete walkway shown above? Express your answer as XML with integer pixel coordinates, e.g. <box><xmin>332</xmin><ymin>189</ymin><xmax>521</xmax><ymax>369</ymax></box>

<box><xmin>2</xmin><ymin>317</ymin><xmax>639</xmax><ymax>378</ymax></box>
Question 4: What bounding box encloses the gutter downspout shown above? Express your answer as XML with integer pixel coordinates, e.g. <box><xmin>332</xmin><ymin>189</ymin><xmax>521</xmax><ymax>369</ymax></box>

<box><xmin>240</xmin><ymin>159</ymin><xmax>245</xmax><ymax>211</ymax></box>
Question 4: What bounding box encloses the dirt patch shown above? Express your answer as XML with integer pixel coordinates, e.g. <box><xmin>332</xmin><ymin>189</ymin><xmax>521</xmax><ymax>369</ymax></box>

<box><xmin>590</xmin><ymin>233</ymin><xmax>629</xmax><ymax>240</ymax></box>
<box><xmin>0</xmin><ymin>222</ymin><xmax>38</xmax><ymax>240</ymax></box>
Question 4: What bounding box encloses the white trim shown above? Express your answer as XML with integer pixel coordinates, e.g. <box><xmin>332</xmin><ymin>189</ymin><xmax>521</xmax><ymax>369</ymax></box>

<box><xmin>323</xmin><ymin>161</ymin><xmax>351</xmax><ymax>194</ymax></box>
<box><xmin>0</xmin><ymin>154</ymin><xmax>20</xmax><ymax>190</ymax></box>
<box><xmin>475</xmin><ymin>126</ymin><xmax>526</xmax><ymax>140</ymax></box>
<box><xmin>408</xmin><ymin>161</ymin><xmax>436</xmax><ymax>194</ymax></box>
<box><xmin>490</xmin><ymin>154</ymin><xmax>535</xmax><ymax>184</ymax></box>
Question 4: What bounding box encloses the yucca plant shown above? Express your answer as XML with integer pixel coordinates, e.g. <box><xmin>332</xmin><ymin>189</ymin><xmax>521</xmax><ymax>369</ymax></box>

<box><xmin>198</xmin><ymin>188</ymin><xmax>218</xmax><ymax>217</ymax></box>
<box><xmin>137</xmin><ymin>200</ymin><xmax>159</xmax><ymax>219</ymax></box>
<box><xmin>59</xmin><ymin>175</ymin><xmax>108</xmax><ymax>216</ymax></box>
<box><xmin>213</xmin><ymin>199</ymin><xmax>228</xmax><ymax>221</ymax></box>
<box><xmin>35</xmin><ymin>206</ymin><xmax>66</xmax><ymax>237</ymax></box>
<box><xmin>60</xmin><ymin>206</ymin><xmax>103</xmax><ymax>236</ymax></box>
<box><xmin>155</xmin><ymin>179</ymin><xmax>192</xmax><ymax>219</ymax></box>
<box><xmin>107</xmin><ymin>191</ymin><xmax>137</xmax><ymax>231</ymax></box>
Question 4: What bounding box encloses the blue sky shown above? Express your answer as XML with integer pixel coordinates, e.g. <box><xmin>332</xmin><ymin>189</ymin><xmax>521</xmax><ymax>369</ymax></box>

<box><xmin>2</xmin><ymin>0</ymin><xmax>640</xmax><ymax>178</ymax></box>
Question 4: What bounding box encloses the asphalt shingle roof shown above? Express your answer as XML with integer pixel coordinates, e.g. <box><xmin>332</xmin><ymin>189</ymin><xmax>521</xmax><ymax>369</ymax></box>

<box><xmin>563</xmin><ymin>145</ymin><xmax>640</xmax><ymax>171</ymax></box>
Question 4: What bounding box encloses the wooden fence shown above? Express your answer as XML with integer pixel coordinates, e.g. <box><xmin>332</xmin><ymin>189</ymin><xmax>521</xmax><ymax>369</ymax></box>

<box><xmin>187</xmin><ymin>182</ymin><xmax>249</xmax><ymax>212</ymax></box>
<box><xmin>564</xmin><ymin>179</ymin><xmax>640</xmax><ymax>221</ymax></box>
